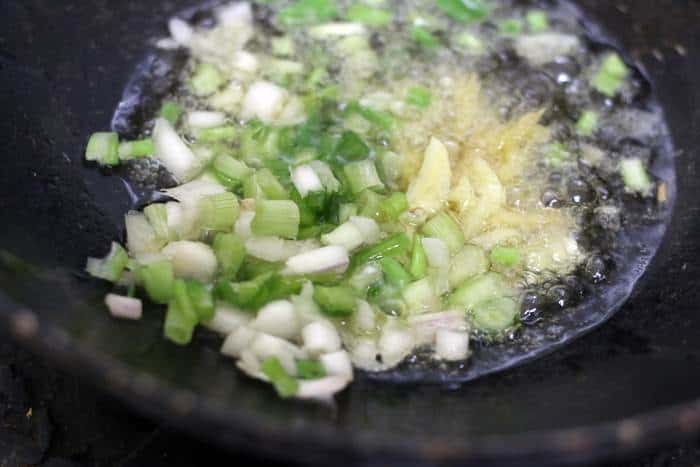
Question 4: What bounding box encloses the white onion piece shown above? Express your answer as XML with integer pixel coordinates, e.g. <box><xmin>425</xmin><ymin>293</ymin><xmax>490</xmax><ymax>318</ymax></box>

<box><xmin>168</xmin><ymin>18</ymin><xmax>193</xmax><ymax>46</ymax></box>
<box><xmin>250</xmin><ymin>333</ymin><xmax>305</xmax><ymax>374</ymax></box>
<box><xmin>349</xmin><ymin>216</ymin><xmax>381</xmax><ymax>245</ymax></box>
<box><xmin>125</xmin><ymin>211</ymin><xmax>162</xmax><ymax>255</ymax></box>
<box><xmin>291</xmin><ymin>165</ymin><xmax>323</xmax><ymax>198</ymax></box>
<box><xmin>105</xmin><ymin>294</ymin><xmax>142</xmax><ymax>320</ymax></box>
<box><xmin>241</xmin><ymin>81</ymin><xmax>288</xmax><ymax>123</ymax></box>
<box><xmin>320</xmin><ymin>351</ymin><xmax>354</xmax><ymax>381</ymax></box>
<box><xmin>186</xmin><ymin>111</ymin><xmax>227</xmax><ymax>129</ymax></box>
<box><xmin>235</xmin><ymin>211</ymin><xmax>255</xmax><ymax>240</ymax></box>
<box><xmin>422</xmin><ymin>237</ymin><xmax>450</xmax><ymax>269</ymax></box>
<box><xmin>354</xmin><ymin>299</ymin><xmax>376</xmax><ymax>332</ymax></box>
<box><xmin>161</xmin><ymin>241</ymin><xmax>218</xmax><ymax>282</ymax></box>
<box><xmin>232</xmin><ymin>50</ymin><xmax>259</xmax><ymax>74</ymax></box>
<box><xmin>321</xmin><ymin>222</ymin><xmax>364</xmax><ymax>252</ymax></box>
<box><xmin>205</xmin><ymin>305</ymin><xmax>250</xmax><ymax>335</ymax></box>
<box><xmin>309</xmin><ymin>22</ymin><xmax>367</xmax><ymax>39</ymax></box>
<box><xmin>217</xmin><ymin>2</ymin><xmax>253</xmax><ymax>28</ymax></box>
<box><xmin>296</xmin><ymin>376</ymin><xmax>351</xmax><ymax>400</ymax></box>
<box><xmin>153</xmin><ymin>118</ymin><xmax>203</xmax><ymax>182</ymax></box>
<box><xmin>302</xmin><ymin>321</ymin><xmax>341</xmax><ymax>355</ymax></box>
<box><xmin>221</xmin><ymin>326</ymin><xmax>258</xmax><ymax>358</ymax></box>
<box><xmin>435</xmin><ymin>329</ymin><xmax>470</xmax><ymax>361</ymax></box>
<box><xmin>514</xmin><ymin>33</ymin><xmax>580</xmax><ymax>66</ymax></box>
<box><xmin>285</xmin><ymin>246</ymin><xmax>349</xmax><ymax>275</ymax></box>
<box><xmin>252</xmin><ymin>300</ymin><xmax>299</xmax><ymax>340</ymax></box>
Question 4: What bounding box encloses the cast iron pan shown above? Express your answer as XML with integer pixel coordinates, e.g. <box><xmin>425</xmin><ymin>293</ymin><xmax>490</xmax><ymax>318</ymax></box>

<box><xmin>1</xmin><ymin>1</ymin><xmax>699</xmax><ymax>465</ymax></box>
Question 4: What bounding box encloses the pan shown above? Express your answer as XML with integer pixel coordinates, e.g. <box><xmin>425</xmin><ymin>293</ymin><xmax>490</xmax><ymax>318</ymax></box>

<box><xmin>0</xmin><ymin>0</ymin><xmax>699</xmax><ymax>465</ymax></box>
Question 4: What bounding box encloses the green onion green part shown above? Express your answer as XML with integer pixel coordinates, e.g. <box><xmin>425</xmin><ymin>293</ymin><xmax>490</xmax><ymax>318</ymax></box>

<box><xmin>347</xmin><ymin>5</ymin><xmax>393</xmax><ymax>27</ymax></box>
<box><xmin>159</xmin><ymin>101</ymin><xmax>183</xmax><ymax>125</ymax></box>
<box><xmin>200</xmin><ymin>192</ymin><xmax>240</xmax><ymax>231</ymax></box>
<box><xmin>409</xmin><ymin>235</ymin><xmax>428</xmax><ymax>279</ymax></box>
<box><xmin>576</xmin><ymin>111</ymin><xmax>599</xmax><ymax>136</ymax></box>
<box><xmin>422</xmin><ymin>212</ymin><xmax>465</xmax><ymax>253</ymax></box>
<box><xmin>85</xmin><ymin>132</ymin><xmax>119</xmax><ymax>166</ymax></box>
<box><xmin>164</xmin><ymin>298</ymin><xmax>197</xmax><ymax>345</ymax></box>
<box><xmin>261</xmin><ymin>357</ymin><xmax>299</xmax><ymax>398</ymax></box>
<box><xmin>344</xmin><ymin>160</ymin><xmax>384</xmax><ymax>194</ymax></box>
<box><xmin>295</xmin><ymin>359</ymin><xmax>326</xmax><ymax>379</ymax></box>
<box><xmin>526</xmin><ymin>10</ymin><xmax>549</xmax><ymax>32</ymax></box>
<box><xmin>140</xmin><ymin>260</ymin><xmax>174</xmax><ymax>305</ymax></box>
<box><xmin>436</xmin><ymin>0</ymin><xmax>489</xmax><ymax>23</ymax></box>
<box><xmin>352</xmin><ymin>233</ymin><xmax>411</xmax><ymax>266</ymax></box>
<box><xmin>490</xmin><ymin>246</ymin><xmax>521</xmax><ymax>268</ymax></box>
<box><xmin>619</xmin><ymin>158</ymin><xmax>653</xmax><ymax>194</ymax></box>
<box><xmin>252</xmin><ymin>200</ymin><xmax>300</xmax><ymax>239</ymax></box>
<box><xmin>186</xmin><ymin>280</ymin><xmax>215</xmax><ymax>322</ymax></box>
<box><xmin>380</xmin><ymin>257</ymin><xmax>412</xmax><ymax>289</ymax></box>
<box><xmin>593</xmin><ymin>53</ymin><xmax>629</xmax><ymax>97</ymax></box>
<box><xmin>189</xmin><ymin>63</ymin><xmax>226</xmax><ymax>97</ymax></box>
<box><xmin>412</xmin><ymin>25</ymin><xmax>440</xmax><ymax>49</ymax></box>
<box><xmin>278</xmin><ymin>0</ymin><xmax>338</xmax><ymax>27</ymax></box>
<box><xmin>406</xmin><ymin>85</ymin><xmax>432</xmax><ymax>108</ymax></box>
<box><xmin>213</xmin><ymin>233</ymin><xmax>246</xmax><ymax>280</ymax></box>
<box><xmin>86</xmin><ymin>242</ymin><xmax>129</xmax><ymax>282</ymax></box>
<box><xmin>118</xmin><ymin>139</ymin><xmax>154</xmax><ymax>160</ymax></box>
<box><xmin>313</xmin><ymin>285</ymin><xmax>357</xmax><ymax>317</ymax></box>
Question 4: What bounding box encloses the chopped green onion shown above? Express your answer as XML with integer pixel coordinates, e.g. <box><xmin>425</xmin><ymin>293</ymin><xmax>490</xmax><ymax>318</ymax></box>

<box><xmin>412</xmin><ymin>25</ymin><xmax>440</xmax><ymax>49</ymax></box>
<box><xmin>352</xmin><ymin>233</ymin><xmax>411</xmax><ymax>266</ymax></box>
<box><xmin>526</xmin><ymin>10</ymin><xmax>549</xmax><ymax>32</ymax></box>
<box><xmin>245</xmin><ymin>169</ymin><xmax>289</xmax><ymax>200</ymax></box>
<box><xmin>196</xmin><ymin>126</ymin><xmax>238</xmax><ymax>143</ymax></box>
<box><xmin>499</xmin><ymin>18</ymin><xmax>523</xmax><ymax>35</ymax></box>
<box><xmin>490</xmin><ymin>246</ymin><xmax>521</xmax><ymax>267</ymax></box>
<box><xmin>118</xmin><ymin>139</ymin><xmax>154</xmax><ymax>160</ymax></box>
<box><xmin>345</xmin><ymin>102</ymin><xmax>394</xmax><ymax>130</ymax></box>
<box><xmin>406</xmin><ymin>86</ymin><xmax>432</xmax><ymax>108</ymax></box>
<box><xmin>357</xmin><ymin>189</ymin><xmax>386</xmax><ymax>221</ymax></box>
<box><xmin>213</xmin><ymin>155</ymin><xmax>253</xmax><ymax>187</ymax></box>
<box><xmin>85</xmin><ymin>242</ymin><xmax>129</xmax><ymax>282</ymax></box>
<box><xmin>402</xmin><ymin>277</ymin><xmax>437</xmax><ymax>313</ymax></box>
<box><xmin>261</xmin><ymin>357</ymin><xmax>299</xmax><ymax>398</ymax></box>
<box><xmin>190</xmin><ymin>63</ymin><xmax>225</xmax><ymax>97</ymax></box>
<box><xmin>409</xmin><ymin>235</ymin><xmax>428</xmax><ymax>279</ymax></box>
<box><xmin>436</xmin><ymin>0</ymin><xmax>489</xmax><ymax>23</ymax></box>
<box><xmin>139</xmin><ymin>260</ymin><xmax>174</xmax><ymax>304</ymax></box>
<box><xmin>271</xmin><ymin>36</ymin><xmax>295</xmax><ymax>56</ymax></box>
<box><xmin>346</xmin><ymin>5</ymin><xmax>393</xmax><ymax>27</ymax></box>
<box><xmin>338</xmin><ymin>204</ymin><xmax>358</xmax><ymax>224</ymax></box>
<box><xmin>381</xmin><ymin>192</ymin><xmax>408</xmax><ymax>220</ymax></box>
<box><xmin>278</xmin><ymin>0</ymin><xmax>338</xmax><ymax>27</ymax></box>
<box><xmin>576</xmin><ymin>111</ymin><xmax>599</xmax><ymax>136</ymax></box>
<box><xmin>313</xmin><ymin>285</ymin><xmax>356</xmax><ymax>317</ymax></box>
<box><xmin>85</xmin><ymin>132</ymin><xmax>119</xmax><ymax>166</ymax></box>
<box><xmin>449</xmin><ymin>245</ymin><xmax>489</xmax><ymax>288</ymax></box>
<box><xmin>173</xmin><ymin>279</ymin><xmax>199</xmax><ymax>325</ymax></box>
<box><xmin>545</xmin><ymin>142</ymin><xmax>571</xmax><ymax>167</ymax></box>
<box><xmin>252</xmin><ymin>200</ymin><xmax>300</xmax><ymax>239</ymax></box>
<box><xmin>422</xmin><ymin>212</ymin><xmax>465</xmax><ymax>253</ymax></box>
<box><xmin>186</xmin><ymin>280</ymin><xmax>215</xmax><ymax>322</ymax></box>
<box><xmin>593</xmin><ymin>53</ymin><xmax>629</xmax><ymax>97</ymax></box>
<box><xmin>200</xmin><ymin>192</ymin><xmax>240</xmax><ymax>231</ymax></box>
<box><xmin>471</xmin><ymin>297</ymin><xmax>519</xmax><ymax>333</ymax></box>
<box><xmin>213</xmin><ymin>233</ymin><xmax>246</xmax><ymax>280</ymax></box>
<box><xmin>453</xmin><ymin>32</ymin><xmax>484</xmax><ymax>53</ymax></box>
<box><xmin>160</xmin><ymin>101</ymin><xmax>183</xmax><ymax>125</ymax></box>
<box><xmin>380</xmin><ymin>257</ymin><xmax>412</xmax><ymax>289</ymax></box>
<box><xmin>344</xmin><ymin>160</ymin><xmax>384</xmax><ymax>194</ymax></box>
<box><xmin>333</xmin><ymin>131</ymin><xmax>370</xmax><ymax>163</ymax></box>
<box><xmin>164</xmin><ymin>298</ymin><xmax>197</xmax><ymax>345</ymax></box>
<box><xmin>619</xmin><ymin>158</ymin><xmax>653</xmax><ymax>194</ymax></box>
<box><xmin>296</xmin><ymin>359</ymin><xmax>326</xmax><ymax>379</ymax></box>
<box><xmin>144</xmin><ymin>204</ymin><xmax>169</xmax><ymax>242</ymax></box>
<box><xmin>449</xmin><ymin>272</ymin><xmax>509</xmax><ymax>310</ymax></box>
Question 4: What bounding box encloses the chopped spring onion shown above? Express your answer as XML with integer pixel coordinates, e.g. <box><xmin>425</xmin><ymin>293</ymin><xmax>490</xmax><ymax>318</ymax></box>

<box><xmin>278</xmin><ymin>0</ymin><xmax>339</xmax><ymax>27</ymax></box>
<box><xmin>321</xmin><ymin>222</ymin><xmax>364</xmax><ymax>251</ymax></box>
<box><xmin>196</xmin><ymin>126</ymin><xmax>239</xmax><ymax>143</ymax></box>
<box><xmin>261</xmin><ymin>357</ymin><xmax>299</xmax><ymax>398</ymax></box>
<box><xmin>139</xmin><ymin>260</ymin><xmax>174</xmax><ymax>304</ymax></box>
<box><xmin>205</xmin><ymin>306</ymin><xmax>250</xmax><ymax>335</ymax></box>
<box><xmin>422</xmin><ymin>212</ymin><xmax>465</xmax><ymax>253</ymax></box>
<box><xmin>291</xmin><ymin>165</ymin><xmax>323</xmax><ymax>198</ymax></box>
<box><xmin>213</xmin><ymin>233</ymin><xmax>246</xmax><ymax>280</ymax></box>
<box><xmin>411</xmin><ymin>25</ymin><xmax>440</xmax><ymax>49</ymax></box>
<box><xmin>346</xmin><ymin>102</ymin><xmax>394</xmax><ymax>130</ymax></box>
<box><xmin>213</xmin><ymin>155</ymin><xmax>253</xmax><ymax>187</ymax></box>
<box><xmin>406</xmin><ymin>85</ymin><xmax>432</xmax><ymax>108</ymax></box>
<box><xmin>286</xmin><ymin>245</ymin><xmax>350</xmax><ymax>275</ymax></box>
<box><xmin>144</xmin><ymin>203</ymin><xmax>170</xmax><ymax>242</ymax></box>
<box><xmin>126</xmin><ymin>211</ymin><xmax>164</xmax><ymax>255</ymax></box>
<box><xmin>449</xmin><ymin>245</ymin><xmax>489</xmax><ymax>288</ymax></box>
<box><xmin>189</xmin><ymin>63</ymin><xmax>226</xmax><ymax>97</ymax></box>
<box><xmin>253</xmin><ymin>300</ymin><xmax>299</xmax><ymax>340</ymax></box>
<box><xmin>338</xmin><ymin>203</ymin><xmax>358</xmax><ymax>224</ymax></box>
<box><xmin>499</xmin><ymin>18</ymin><xmax>523</xmax><ymax>35</ymax></box>
<box><xmin>545</xmin><ymin>142</ymin><xmax>571</xmax><ymax>167</ymax></box>
<box><xmin>619</xmin><ymin>158</ymin><xmax>653</xmax><ymax>194</ymax></box>
<box><xmin>252</xmin><ymin>200</ymin><xmax>300</xmax><ymax>239</ymax></box>
<box><xmin>402</xmin><ymin>277</ymin><xmax>438</xmax><ymax>313</ymax></box>
<box><xmin>302</xmin><ymin>321</ymin><xmax>342</xmax><ymax>354</ymax></box>
<box><xmin>86</xmin><ymin>242</ymin><xmax>129</xmax><ymax>282</ymax></box>
<box><xmin>346</xmin><ymin>5</ymin><xmax>393</xmax><ymax>27</ymax></box>
<box><xmin>344</xmin><ymin>160</ymin><xmax>384</xmax><ymax>194</ymax></box>
<box><xmin>152</xmin><ymin>118</ymin><xmax>201</xmax><ymax>182</ymax></box>
<box><xmin>576</xmin><ymin>111</ymin><xmax>599</xmax><ymax>136</ymax></box>
<box><xmin>490</xmin><ymin>246</ymin><xmax>521</xmax><ymax>268</ymax></box>
<box><xmin>471</xmin><ymin>297</ymin><xmax>519</xmax><ymax>333</ymax></box>
<box><xmin>380</xmin><ymin>257</ymin><xmax>412</xmax><ymax>289</ymax></box>
<box><xmin>162</xmin><ymin>241</ymin><xmax>218</xmax><ymax>282</ymax></box>
<box><xmin>436</xmin><ymin>0</ymin><xmax>489</xmax><ymax>23</ymax></box>
<box><xmin>296</xmin><ymin>359</ymin><xmax>326</xmax><ymax>379</ymax></box>
<box><xmin>186</xmin><ymin>280</ymin><xmax>215</xmax><ymax>322</ymax></box>
<box><xmin>186</xmin><ymin>111</ymin><xmax>227</xmax><ymax>129</ymax></box>
<box><xmin>453</xmin><ymin>32</ymin><xmax>484</xmax><ymax>53</ymax></box>
<box><xmin>352</xmin><ymin>233</ymin><xmax>411</xmax><ymax>267</ymax></box>
<box><xmin>164</xmin><ymin>296</ymin><xmax>198</xmax><ymax>345</ymax></box>
<box><xmin>241</xmin><ymin>81</ymin><xmax>289</xmax><ymax>124</ymax></box>
<box><xmin>246</xmin><ymin>169</ymin><xmax>289</xmax><ymax>200</ymax></box>
<box><xmin>309</xmin><ymin>161</ymin><xmax>341</xmax><ymax>193</ymax></box>
<box><xmin>409</xmin><ymin>235</ymin><xmax>428</xmax><ymax>279</ymax></box>
<box><xmin>319</xmin><ymin>350</ymin><xmax>353</xmax><ymax>380</ymax></box>
<box><xmin>85</xmin><ymin>132</ymin><xmax>119</xmax><ymax>166</ymax></box>
<box><xmin>381</xmin><ymin>192</ymin><xmax>408</xmax><ymax>220</ymax></box>
<box><xmin>118</xmin><ymin>139</ymin><xmax>154</xmax><ymax>160</ymax></box>
<box><xmin>349</xmin><ymin>216</ymin><xmax>381</xmax><ymax>245</ymax></box>
<box><xmin>105</xmin><ymin>294</ymin><xmax>143</xmax><ymax>320</ymax></box>
<box><xmin>200</xmin><ymin>192</ymin><xmax>240</xmax><ymax>231</ymax></box>
<box><xmin>271</xmin><ymin>36</ymin><xmax>295</xmax><ymax>56</ymax></box>
<box><xmin>349</xmin><ymin>263</ymin><xmax>383</xmax><ymax>293</ymax></box>
<box><xmin>435</xmin><ymin>329</ymin><xmax>470</xmax><ymax>361</ymax></box>
<box><xmin>159</xmin><ymin>101</ymin><xmax>183</xmax><ymax>125</ymax></box>
<box><xmin>313</xmin><ymin>286</ymin><xmax>356</xmax><ymax>316</ymax></box>
<box><xmin>449</xmin><ymin>272</ymin><xmax>509</xmax><ymax>310</ymax></box>
<box><xmin>422</xmin><ymin>237</ymin><xmax>451</xmax><ymax>270</ymax></box>
<box><xmin>593</xmin><ymin>53</ymin><xmax>629</xmax><ymax>97</ymax></box>
<box><xmin>334</xmin><ymin>131</ymin><xmax>370</xmax><ymax>163</ymax></box>
<box><xmin>526</xmin><ymin>10</ymin><xmax>549</xmax><ymax>32</ymax></box>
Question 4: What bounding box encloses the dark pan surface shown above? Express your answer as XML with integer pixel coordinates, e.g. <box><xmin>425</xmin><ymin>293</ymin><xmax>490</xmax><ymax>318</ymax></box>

<box><xmin>1</xmin><ymin>1</ymin><xmax>699</xmax><ymax>465</ymax></box>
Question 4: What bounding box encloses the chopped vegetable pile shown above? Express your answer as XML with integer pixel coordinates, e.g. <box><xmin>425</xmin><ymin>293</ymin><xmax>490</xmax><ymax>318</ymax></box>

<box><xmin>86</xmin><ymin>0</ymin><xmax>664</xmax><ymax>400</ymax></box>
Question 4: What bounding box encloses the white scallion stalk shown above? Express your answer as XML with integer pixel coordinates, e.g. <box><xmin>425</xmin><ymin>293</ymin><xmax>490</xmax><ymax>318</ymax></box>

<box><xmin>354</xmin><ymin>299</ymin><xmax>376</xmax><ymax>332</ymax></box>
<box><xmin>320</xmin><ymin>351</ymin><xmax>354</xmax><ymax>381</ymax></box>
<box><xmin>186</xmin><ymin>111</ymin><xmax>227</xmax><ymax>129</ymax></box>
<box><xmin>514</xmin><ymin>33</ymin><xmax>580</xmax><ymax>66</ymax></box>
<box><xmin>161</xmin><ymin>180</ymin><xmax>226</xmax><ymax>204</ymax></box>
<box><xmin>378</xmin><ymin>326</ymin><xmax>415</xmax><ymax>368</ymax></box>
<box><xmin>241</xmin><ymin>81</ymin><xmax>288</xmax><ymax>123</ymax></box>
<box><xmin>125</xmin><ymin>211</ymin><xmax>164</xmax><ymax>255</ymax></box>
<box><xmin>245</xmin><ymin>237</ymin><xmax>320</xmax><ymax>262</ymax></box>
<box><xmin>165</xmin><ymin>202</ymin><xmax>184</xmax><ymax>240</ymax></box>
<box><xmin>232</xmin><ymin>50</ymin><xmax>260</xmax><ymax>74</ymax></box>
<box><xmin>349</xmin><ymin>216</ymin><xmax>381</xmax><ymax>245</ymax></box>
<box><xmin>435</xmin><ymin>329</ymin><xmax>470</xmax><ymax>361</ymax></box>
<box><xmin>161</xmin><ymin>241</ymin><xmax>218</xmax><ymax>282</ymax></box>
<box><xmin>308</xmin><ymin>161</ymin><xmax>340</xmax><ymax>193</ymax></box>
<box><xmin>285</xmin><ymin>246</ymin><xmax>349</xmax><ymax>275</ymax></box>
<box><xmin>153</xmin><ymin>118</ymin><xmax>204</xmax><ymax>182</ymax></box>
<box><xmin>402</xmin><ymin>278</ymin><xmax>439</xmax><ymax>313</ymax></box>
<box><xmin>237</xmin><ymin>349</ymin><xmax>264</xmax><ymax>381</ymax></box>
<box><xmin>168</xmin><ymin>18</ymin><xmax>193</xmax><ymax>47</ymax></box>
<box><xmin>105</xmin><ymin>294</ymin><xmax>143</xmax><ymax>320</ymax></box>
<box><xmin>216</xmin><ymin>2</ymin><xmax>253</xmax><ymax>28</ymax></box>
<box><xmin>291</xmin><ymin>165</ymin><xmax>323</xmax><ymax>198</ymax></box>
<box><xmin>422</xmin><ymin>237</ymin><xmax>450</xmax><ymax>269</ymax></box>
<box><xmin>296</xmin><ymin>376</ymin><xmax>351</xmax><ymax>400</ymax></box>
<box><xmin>302</xmin><ymin>321</ymin><xmax>342</xmax><ymax>355</ymax></box>
<box><xmin>251</xmin><ymin>300</ymin><xmax>299</xmax><ymax>340</ymax></box>
<box><xmin>408</xmin><ymin>310</ymin><xmax>468</xmax><ymax>345</ymax></box>
<box><xmin>350</xmin><ymin>338</ymin><xmax>382</xmax><ymax>371</ymax></box>
<box><xmin>321</xmin><ymin>222</ymin><xmax>364</xmax><ymax>252</ymax></box>
<box><xmin>309</xmin><ymin>22</ymin><xmax>367</xmax><ymax>39</ymax></box>
<box><xmin>250</xmin><ymin>333</ymin><xmax>305</xmax><ymax>375</ymax></box>
<box><xmin>235</xmin><ymin>211</ymin><xmax>256</xmax><ymax>240</ymax></box>
<box><xmin>204</xmin><ymin>305</ymin><xmax>251</xmax><ymax>335</ymax></box>
<box><xmin>291</xmin><ymin>282</ymin><xmax>324</xmax><ymax>327</ymax></box>
<box><xmin>221</xmin><ymin>326</ymin><xmax>258</xmax><ymax>359</ymax></box>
